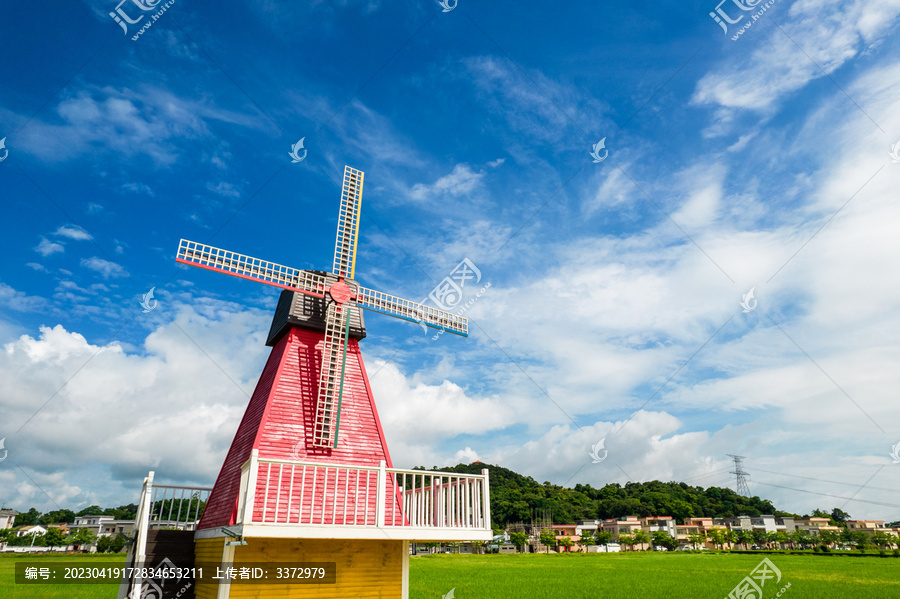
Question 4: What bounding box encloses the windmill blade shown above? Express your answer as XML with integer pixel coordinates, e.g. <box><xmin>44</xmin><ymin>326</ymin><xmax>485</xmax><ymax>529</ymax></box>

<box><xmin>177</xmin><ymin>240</ymin><xmax>326</xmax><ymax>298</ymax></box>
<box><xmin>332</xmin><ymin>166</ymin><xmax>364</xmax><ymax>279</ymax></box>
<box><xmin>356</xmin><ymin>287</ymin><xmax>468</xmax><ymax>336</ymax></box>
<box><xmin>313</xmin><ymin>302</ymin><xmax>352</xmax><ymax>448</ymax></box>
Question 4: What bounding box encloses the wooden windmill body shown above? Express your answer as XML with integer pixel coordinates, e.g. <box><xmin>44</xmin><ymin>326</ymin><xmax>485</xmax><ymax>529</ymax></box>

<box><xmin>174</xmin><ymin>167</ymin><xmax>491</xmax><ymax>599</ymax></box>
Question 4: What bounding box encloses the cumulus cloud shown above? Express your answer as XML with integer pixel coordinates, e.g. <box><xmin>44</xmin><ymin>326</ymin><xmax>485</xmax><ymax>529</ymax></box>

<box><xmin>368</xmin><ymin>359</ymin><xmax>514</xmax><ymax>445</ymax></box>
<box><xmin>0</xmin><ymin>304</ymin><xmax>271</xmax><ymax>508</ymax></box>
<box><xmin>35</xmin><ymin>238</ymin><xmax>64</xmax><ymax>256</ymax></box>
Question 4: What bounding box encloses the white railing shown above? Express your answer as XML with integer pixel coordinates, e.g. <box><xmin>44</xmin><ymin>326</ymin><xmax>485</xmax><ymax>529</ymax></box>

<box><xmin>146</xmin><ymin>482</ymin><xmax>212</xmax><ymax>531</ymax></box>
<box><xmin>124</xmin><ymin>473</ymin><xmax>213</xmax><ymax>599</ymax></box>
<box><xmin>237</xmin><ymin>451</ymin><xmax>490</xmax><ymax>533</ymax></box>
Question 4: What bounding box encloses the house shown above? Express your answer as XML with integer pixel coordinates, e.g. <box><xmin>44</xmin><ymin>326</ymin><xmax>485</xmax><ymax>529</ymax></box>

<box><xmin>498</xmin><ymin>544</ymin><xmax>517</xmax><ymax>554</ymax></box>
<box><xmin>674</xmin><ymin>524</ymin><xmax>700</xmax><ymax>547</ymax></box>
<box><xmin>100</xmin><ymin>520</ymin><xmax>134</xmax><ymax>537</ymax></box>
<box><xmin>0</xmin><ymin>510</ymin><xmax>18</xmax><ymax>530</ymax></box>
<box><xmin>69</xmin><ymin>515</ymin><xmax>135</xmax><ymax>539</ymax></box>
<box><xmin>575</xmin><ymin>520</ymin><xmax>601</xmax><ymax>537</ymax></box>
<box><xmin>600</xmin><ymin>516</ymin><xmax>642</xmax><ymax>536</ymax></box>
<box><xmin>845</xmin><ymin>520</ymin><xmax>886</xmax><ymax>532</ymax></box>
<box><xmin>794</xmin><ymin>517</ymin><xmax>841</xmax><ymax>537</ymax></box>
<box><xmin>640</xmin><ymin>516</ymin><xmax>677</xmax><ymax>537</ymax></box>
<box><xmin>44</xmin><ymin>523</ymin><xmax>69</xmax><ymax>535</ymax></box>
<box><xmin>69</xmin><ymin>514</ymin><xmax>111</xmax><ymax>536</ymax></box>
<box><xmin>13</xmin><ymin>525</ymin><xmax>47</xmax><ymax>537</ymax></box>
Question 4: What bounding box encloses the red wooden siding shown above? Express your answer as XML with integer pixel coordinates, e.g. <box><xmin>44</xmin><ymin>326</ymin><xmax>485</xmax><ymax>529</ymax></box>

<box><xmin>198</xmin><ymin>326</ymin><xmax>395</xmax><ymax>531</ymax></box>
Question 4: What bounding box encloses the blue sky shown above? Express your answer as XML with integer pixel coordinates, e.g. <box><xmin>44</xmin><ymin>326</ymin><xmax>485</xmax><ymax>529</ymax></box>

<box><xmin>1</xmin><ymin>0</ymin><xmax>899</xmax><ymax>522</ymax></box>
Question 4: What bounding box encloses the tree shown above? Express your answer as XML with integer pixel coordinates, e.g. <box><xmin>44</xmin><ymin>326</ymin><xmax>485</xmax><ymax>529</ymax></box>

<box><xmin>872</xmin><ymin>532</ymin><xmax>891</xmax><ymax>551</ymax></box>
<box><xmin>632</xmin><ymin>529</ymin><xmax>650</xmax><ymax>551</ymax></box>
<box><xmin>840</xmin><ymin>528</ymin><xmax>855</xmax><ymax>547</ymax></box>
<box><xmin>70</xmin><ymin>527</ymin><xmax>97</xmax><ymax>549</ymax></box>
<box><xmin>735</xmin><ymin>530</ymin><xmax>753</xmax><ymax>549</ymax></box>
<box><xmin>13</xmin><ymin>508</ymin><xmax>41</xmax><ymax>527</ymax></box>
<box><xmin>42</xmin><ymin>528</ymin><xmax>68</xmax><ymax>549</ymax></box>
<box><xmin>594</xmin><ymin>530</ymin><xmax>613</xmax><ymax>546</ymax></box>
<box><xmin>579</xmin><ymin>531</ymin><xmax>595</xmax><ymax>546</ymax></box>
<box><xmin>708</xmin><ymin>528</ymin><xmax>725</xmax><ymax>550</ymax></box>
<box><xmin>750</xmin><ymin>529</ymin><xmax>768</xmax><ymax>548</ymax></box>
<box><xmin>651</xmin><ymin>531</ymin><xmax>678</xmax><ymax>551</ymax></box>
<box><xmin>539</xmin><ymin>529</ymin><xmax>557</xmax><ymax>553</ymax></box>
<box><xmin>773</xmin><ymin>531</ymin><xmax>789</xmax><ymax>550</ymax></box>
<box><xmin>96</xmin><ymin>535</ymin><xmax>113</xmax><ymax>553</ymax></box>
<box><xmin>76</xmin><ymin>506</ymin><xmax>104</xmax><ymax>517</ymax></box>
<box><xmin>509</xmin><ymin>532</ymin><xmax>528</xmax><ymax>553</ymax></box>
<box><xmin>38</xmin><ymin>510</ymin><xmax>76</xmax><ymax>525</ymax></box>
<box><xmin>830</xmin><ymin>508</ymin><xmax>851</xmax><ymax>523</ymax></box>
<box><xmin>852</xmin><ymin>531</ymin><xmax>870</xmax><ymax>551</ymax></box>
<box><xmin>617</xmin><ymin>533</ymin><xmax>634</xmax><ymax>552</ymax></box>
<box><xmin>558</xmin><ymin>536</ymin><xmax>574</xmax><ymax>552</ymax></box>
<box><xmin>723</xmin><ymin>529</ymin><xmax>736</xmax><ymax>550</ymax></box>
<box><xmin>686</xmin><ymin>532</ymin><xmax>705</xmax><ymax>550</ymax></box>
<box><xmin>819</xmin><ymin>530</ymin><xmax>839</xmax><ymax>549</ymax></box>
<box><xmin>790</xmin><ymin>530</ymin><xmax>812</xmax><ymax>550</ymax></box>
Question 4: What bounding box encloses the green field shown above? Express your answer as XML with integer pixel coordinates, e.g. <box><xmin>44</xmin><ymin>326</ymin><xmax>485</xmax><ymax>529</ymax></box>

<box><xmin>0</xmin><ymin>553</ymin><xmax>126</xmax><ymax>599</ymax></box>
<box><xmin>408</xmin><ymin>552</ymin><xmax>900</xmax><ymax>599</ymax></box>
<box><xmin>2</xmin><ymin>552</ymin><xmax>899</xmax><ymax>598</ymax></box>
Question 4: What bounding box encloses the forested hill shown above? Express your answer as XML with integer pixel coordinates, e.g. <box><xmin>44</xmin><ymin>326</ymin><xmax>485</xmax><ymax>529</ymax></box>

<box><xmin>423</xmin><ymin>462</ymin><xmax>785</xmax><ymax>525</ymax></box>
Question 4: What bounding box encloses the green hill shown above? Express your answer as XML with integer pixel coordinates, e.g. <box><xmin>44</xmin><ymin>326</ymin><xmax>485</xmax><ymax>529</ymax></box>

<box><xmin>425</xmin><ymin>462</ymin><xmax>787</xmax><ymax>525</ymax></box>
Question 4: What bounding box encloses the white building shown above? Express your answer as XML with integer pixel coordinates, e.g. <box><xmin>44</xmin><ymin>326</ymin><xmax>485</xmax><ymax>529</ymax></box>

<box><xmin>0</xmin><ymin>510</ymin><xmax>18</xmax><ymax>529</ymax></box>
<box><xmin>14</xmin><ymin>524</ymin><xmax>47</xmax><ymax>537</ymax></box>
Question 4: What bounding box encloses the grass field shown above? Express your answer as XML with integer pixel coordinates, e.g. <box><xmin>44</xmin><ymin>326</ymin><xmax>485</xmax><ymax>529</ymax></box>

<box><xmin>409</xmin><ymin>552</ymin><xmax>900</xmax><ymax>599</ymax></box>
<box><xmin>2</xmin><ymin>551</ymin><xmax>899</xmax><ymax>598</ymax></box>
<box><xmin>0</xmin><ymin>553</ymin><xmax>126</xmax><ymax>599</ymax></box>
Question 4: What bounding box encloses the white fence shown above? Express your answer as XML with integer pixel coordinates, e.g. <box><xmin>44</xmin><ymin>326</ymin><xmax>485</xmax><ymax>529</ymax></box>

<box><xmin>124</xmin><ymin>472</ymin><xmax>213</xmax><ymax>599</ymax></box>
<box><xmin>237</xmin><ymin>451</ymin><xmax>491</xmax><ymax>534</ymax></box>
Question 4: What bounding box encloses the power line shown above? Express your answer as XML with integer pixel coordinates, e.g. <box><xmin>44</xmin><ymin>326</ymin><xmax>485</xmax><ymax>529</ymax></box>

<box><xmin>753</xmin><ymin>480</ymin><xmax>900</xmax><ymax>510</ymax></box>
<box><xmin>681</xmin><ymin>468</ymin><xmax>733</xmax><ymax>483</ymax></box>
<box><xmin>744</xmin><ymin>467</ymin><xmax>900</xmax><ymax>494</ymax></box>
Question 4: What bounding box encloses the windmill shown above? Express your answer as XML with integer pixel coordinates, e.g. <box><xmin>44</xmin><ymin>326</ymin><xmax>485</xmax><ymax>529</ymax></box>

<box><xmin>177</xmin><ymin>166</ymin><xmax>466</xmax><ymax>449</ymax></box>
<box><xmin>152</xmin><ymin>166</ymin><xmax>492</xmax><ymax>599</ymax></box>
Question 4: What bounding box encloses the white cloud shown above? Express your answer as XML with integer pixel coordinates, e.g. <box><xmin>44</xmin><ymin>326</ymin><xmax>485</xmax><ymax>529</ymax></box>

<box><xmin>53</xmin><ymin>225</ymin><xmax>92</xmax><ymax>241</ymax></box>
<box><xmin>119</xmin><ymin>182</ymin><xmax>155</xmax><ymax>196</ymax></box>
<box><xmin>368</xmin><ymin>359</ymin><xmax>514</xmax><ymax>445</ymax></box>
<box><xmin>463</xmin><ymin>56</ymin><xmax>609</xmax><ymax>145</ymax></box>
<box><xmin>693</xmin><ymin>0</ymin><xmax>900</xmax><ymax>121</ymax></box>
<box><xmin>14</xmin><ymin>84</ymin><xmax>268</xmax><ymax>166</ymax></box>
<box><xmin>206</xmin><ymin>181</ymin><xmax>242</xmax><ymax>198</ymax></box>
<box><xmin>409</xmin><ymin>164</ymin><xmax>485</xmax><ymax>201</ymax></box>
<box><xmin>34</xmin><ymin>238</ymin><xmax>64</xmax><ymax>256</ymax></box>
<box><xmin>0</xmin><ymin>304</ymin><xmax>271</xmax><ymax>509</ymax></box>
<box><xmin>80</xmin><ymin>257</ymin><xmax>128</xmax><ymax>278</ymax></box>
<box><xmin>0</xmin><ymin>283</ymin><xmax>48</xmax><ymax>312</ymax></box>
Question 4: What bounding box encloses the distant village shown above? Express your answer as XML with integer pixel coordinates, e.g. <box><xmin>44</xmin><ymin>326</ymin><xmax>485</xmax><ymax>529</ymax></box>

<box><xmin>3</xmin><ymin>508</ymin><xmax>898</xmax><ymax>555</ymax></box>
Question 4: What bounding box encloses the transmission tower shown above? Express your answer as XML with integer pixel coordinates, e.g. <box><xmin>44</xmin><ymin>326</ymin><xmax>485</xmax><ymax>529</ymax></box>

<box><xmin>728</xmin><ymin>454</ymin><xmax>750</xmax><ymax>496</ymax></box>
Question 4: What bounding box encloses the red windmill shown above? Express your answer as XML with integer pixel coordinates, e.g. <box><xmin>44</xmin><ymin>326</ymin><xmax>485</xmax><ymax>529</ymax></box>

<box><xmin>171</xmin><ymin>166</ymin><xmax>490</xmax><ymax>599</ymax></box>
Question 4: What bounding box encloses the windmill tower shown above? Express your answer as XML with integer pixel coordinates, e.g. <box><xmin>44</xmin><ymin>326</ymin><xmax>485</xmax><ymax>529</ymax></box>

<box><xmin>170</xmin><ymin>167</ymin><xmax>490</xmax><ymax>599</ymax></box>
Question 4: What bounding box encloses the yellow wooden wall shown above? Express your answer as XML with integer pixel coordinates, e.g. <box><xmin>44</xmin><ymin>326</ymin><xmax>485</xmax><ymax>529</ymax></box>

<box><xmin>195</xmin><ymin>537</ymin><xmax>227</xmax><ymax>599</ymax></box>
<box><xmin>194</xmin><ymin>537</ymin><xmax>404</xmax><ymax>599</ymax></box>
